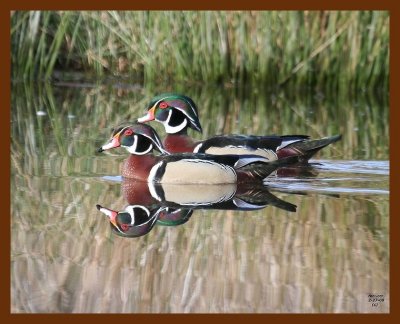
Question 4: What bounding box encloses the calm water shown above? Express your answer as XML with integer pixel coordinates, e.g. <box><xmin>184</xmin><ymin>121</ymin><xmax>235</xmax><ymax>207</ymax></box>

<box><xmin>11</xmin><ymin>81</ymin><xmax>389</xmax><ymax>313</ymax></box>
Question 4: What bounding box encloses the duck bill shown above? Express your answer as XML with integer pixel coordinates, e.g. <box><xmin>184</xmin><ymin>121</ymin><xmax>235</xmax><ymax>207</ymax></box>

<box><xmin>137</xmin><ymin>106</ymin><xmax>156</xmax><ymax>123</ymax></box>
<box><xmin>98</xmin><ymin>135</ymin><xmax>121</xmax><ymax>152</ymax></box>
<box><xmin>96</xmin><ymin>204</ymin><xmax>118</xmax><ymax>228</ymax></box>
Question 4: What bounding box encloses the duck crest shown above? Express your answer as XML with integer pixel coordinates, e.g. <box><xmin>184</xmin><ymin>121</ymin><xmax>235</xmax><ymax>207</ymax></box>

<box><xmin>139</xmin><ymin>93</ymin><xmax>202</xmax><ymax>133</ymax></box>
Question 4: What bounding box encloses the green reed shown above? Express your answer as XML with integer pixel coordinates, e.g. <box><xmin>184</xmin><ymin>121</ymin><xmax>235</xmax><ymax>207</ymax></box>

<box><xmin>11</xmin><ymin>11</ymin><xmax>389</xmax><ymax>92</ymax></box>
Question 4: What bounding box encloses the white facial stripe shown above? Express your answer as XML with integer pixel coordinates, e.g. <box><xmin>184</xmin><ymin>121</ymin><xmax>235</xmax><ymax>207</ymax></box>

<box><xmin>124</xmin><ymin>205</ymin><xmax>150</xmax><ymax>225</ymax></box>
<box><xmin>121</xmin><ymin>131</ymin><xmax>155</xmax><ymax>155</ymax></box>
<box><xmin>125</xmin><ymin>206</ymin><xmax>136</xmax><ymax>225</ymax></box>
<box><xmin>125</xmin><ymin>135</ymin><xmax>138</xmax><ymax>154</ymax></box>
<box><xmin>140</xmin><ymin>143</ymin><xmax>153</xmax><ymax>155</ymax></box>
<box><xmin>118</xmin><ymin>126</ymin><xmax>130</xmax><ymax>136</ymax></box>
<box><xmin>142</xmin><ymin>133</ymin><xmax>164</xmax><ymax>153</ymax></box>
<box><xmin>130</xmin><ymin>143</ymin><xmax>153</xmax><ymax>155</ymax></box>
<box><xmin>166</xmin><ymin>109</ymin><xmax>172</xmax><ymax>124</ymax></box>
<box><xmin>175</xmin><ymin>99</ymin><xmax>198</xmax><ymax>122</ymax></box>
<box><xmin>154</xmin><ymin>98</ymin><xmax>164</xmax><ymax>109</ymax></box>
<box><xmin>165</xmin><ymin>110</ymin><xmax>188</xmax><ymax>134</ymax></box>
<box><xmin>175</xmin><ymin>106</ymin><xmax>196</xmax><ymax>122</ymax></box>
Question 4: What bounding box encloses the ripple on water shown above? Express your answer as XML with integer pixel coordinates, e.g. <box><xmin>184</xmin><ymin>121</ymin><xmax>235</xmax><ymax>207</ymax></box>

<box><xmin>264</xmin><ymin>159</ymin><xmax>389</xmax><ymax>195</ymax></box>
<box><xmin>97</xmin><ymin>160</ymin><xmax>389</xmax><ymax>195</ymax></box>
<box><xmin>311</xmin><ymin>159</ymin><xmax>389</xmax><ymax>175</ymax></box>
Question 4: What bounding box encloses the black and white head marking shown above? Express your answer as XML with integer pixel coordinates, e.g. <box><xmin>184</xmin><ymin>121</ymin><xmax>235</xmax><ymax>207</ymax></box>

<box><xmin>165</xmin><ymin>109</ymin><xmax>188</xmax><ymax>134</ymax></box>
<box><xmin>124</xmin><ymin>134</ymin><xmax>153</xmax><ymax>155</ymax></box>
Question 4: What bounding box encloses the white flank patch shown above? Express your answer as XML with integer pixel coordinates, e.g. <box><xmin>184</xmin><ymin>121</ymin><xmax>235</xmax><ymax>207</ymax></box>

<box><xmin>162</xmin><ymin>159</ymin><xmax>237</xmax><ymax>184</ymax></box>
<box><xmin>205</xmin><ymin>146</ymin><xmax>278</xmax><ymax>161</ymax></box>
<box><xmin>162</xmin><ymin>183</ymin><xmax>237</xmax><ymax>205</ymax></box>
<box><xmin>126</xmin><ymin>135</ymin><xmax>138</xmax><ymax>154</ymax></box>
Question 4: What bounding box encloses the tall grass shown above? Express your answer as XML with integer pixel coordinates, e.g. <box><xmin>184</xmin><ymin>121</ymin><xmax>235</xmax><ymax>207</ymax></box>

<box><xmin>11</xmin><ymin>11</ymin><xmax>389</xmax><ymax>92</ymax></box>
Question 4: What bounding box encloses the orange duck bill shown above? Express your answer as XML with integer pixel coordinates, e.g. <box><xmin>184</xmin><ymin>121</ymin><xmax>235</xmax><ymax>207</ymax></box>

<box><xmin>96</xmin><ymin>204</ymin><xmax>118</xmax><ymax>228</ymax></box>
<box><xmin>137</xmin><ymin>106</ymin><xmax>156</xmax><ymax>123</ymax></box>
<box><xmin>98</xmin><ymin>134</ymin><xmax>121</xmax><ymax>152</ymax></box>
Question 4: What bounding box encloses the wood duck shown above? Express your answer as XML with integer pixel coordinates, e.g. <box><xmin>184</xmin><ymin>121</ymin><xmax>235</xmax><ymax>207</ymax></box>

<box><xmin>137</xmin><ymin>93</ymin><xmax>342</xmax><ymax>162</ymax></box>
<box><xmin>96</xmin><ymin>204</ymin><xmax>164</xmax><ymax>237</ymax></box>
<box><xmin>121</xmin><ymin>178</ymin><xmax>193</xmax><ymax>227</ymax></box>
<box><xmin>97</xmin><ymin>181</ymin><xmax>297</xmax><ymax>237</ymax></box>
<box><xmin>98</xmin><ymin>123</ymin><xmax>299</xmax><ymax>184</ymax></box>
<box><xmin>122</xmin><ymin>178</ymin><xmax>297</xmax><ymax>213</ymax></box>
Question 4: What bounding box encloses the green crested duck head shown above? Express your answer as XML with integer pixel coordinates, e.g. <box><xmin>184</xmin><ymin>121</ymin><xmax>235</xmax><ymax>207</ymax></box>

<box><xmin>138</xmin><ymin>93</ymin><xmax>202</xmax><ymax>134</ymax></box>
<box><xmin>98</xmin><ymin>122</ymin><xmax>168</xmax><ymax>155</ymax></box>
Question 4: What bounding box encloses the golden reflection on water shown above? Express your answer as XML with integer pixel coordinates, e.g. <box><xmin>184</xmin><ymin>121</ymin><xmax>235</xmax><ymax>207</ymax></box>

<box><xmin>11</xmin><ymin>181</ymin><xmax>389</xmax><ymax>312</ymax></box>
<box><xmin>11</xmin><ymin>83</ymin><xmax>389</xmax><ymax>313</ymax></box>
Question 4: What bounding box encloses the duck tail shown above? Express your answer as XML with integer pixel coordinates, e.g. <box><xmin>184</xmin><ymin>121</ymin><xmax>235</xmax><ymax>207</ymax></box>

<box><xmin>242</xmin><ymin>155</ymin><xmax>301</xmax><ymax>180</ymax></box>
<box><xmin>236</xmin><ymin>187</ymin><xmax>297</xmax><ymax>212</ymax></box>
<box><xmin>280</xmin><ymin>134</ymin><xmax>342</xmax><ymax>162</ymax></box>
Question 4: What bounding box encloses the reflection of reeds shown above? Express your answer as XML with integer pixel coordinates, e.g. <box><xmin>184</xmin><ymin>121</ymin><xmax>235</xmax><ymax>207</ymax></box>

<box><xmin>11</xmin><ymin>11</ymin><xmax>389</xmax><ymax>90</ymax></box>
<box><xmin>11</xmin><ymin>83</ymin><xmax>388</xmax><ymax>312</ymax></box>
<box><xmin>11</xmin><ymin>80</ymin><xmax>389</xmax><ymax>164</ymax></box>
<box><xmin>11</xmin><ymin>187</ymin><xmax>389</xmax><ymax>312</ymax></box>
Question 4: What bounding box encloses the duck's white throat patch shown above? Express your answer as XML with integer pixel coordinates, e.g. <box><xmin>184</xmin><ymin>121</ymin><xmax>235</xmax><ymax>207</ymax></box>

<box><xmin>125</xmin><ymin>135</ymin><xmax>153</xmax><ymax>155</ymax></box>
<box><xmin>165</xmin><ymin>109</ymin><xmax>188</xmax><ymax>134</ymax></box>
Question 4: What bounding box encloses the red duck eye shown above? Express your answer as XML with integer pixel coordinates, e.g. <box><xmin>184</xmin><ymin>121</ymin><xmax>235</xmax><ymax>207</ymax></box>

<box><xmin>125</xmin><ymin>129</ymin><xmax>133</xmax><ymax>136</ymax></box>
<box><xmin>120</xmin><ymin>224</ymin><xmax>129</xmax><ymax>232</ymax></box>
<box><xmin>159</xmin><ymin>102</ymin><xmax>168</xmax><ymax>109</ymax></box>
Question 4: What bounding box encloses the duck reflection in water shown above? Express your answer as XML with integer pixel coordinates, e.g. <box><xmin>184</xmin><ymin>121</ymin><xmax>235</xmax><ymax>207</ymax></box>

<box><xmin>96</xmin><ymin>179</ymin><xmax>297</xmax><ymax>238</ymax></box>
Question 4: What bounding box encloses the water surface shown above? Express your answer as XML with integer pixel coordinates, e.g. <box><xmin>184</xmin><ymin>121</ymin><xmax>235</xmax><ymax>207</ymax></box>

<box><xmin>11</xmin><ymin>81</ymin><xmax>389</xmax><ymax>313</ymax></box>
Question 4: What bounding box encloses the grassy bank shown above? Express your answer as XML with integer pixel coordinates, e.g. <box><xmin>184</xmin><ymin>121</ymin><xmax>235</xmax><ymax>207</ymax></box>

<box><xmin>11</xmin><ymin>11</ymin><xmax>389</xmax><ymax>91</ymax></box>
